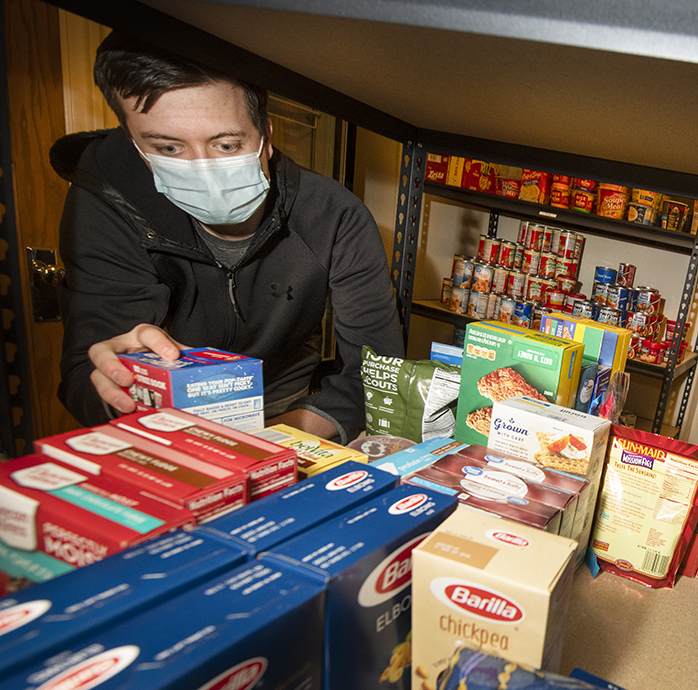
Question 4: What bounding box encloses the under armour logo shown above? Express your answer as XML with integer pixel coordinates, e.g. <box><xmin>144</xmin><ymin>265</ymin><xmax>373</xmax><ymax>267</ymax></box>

<box><xmin>271</xmin><ymin>283</ymin><xmax>293</xmax><ymax>300</ymax></box>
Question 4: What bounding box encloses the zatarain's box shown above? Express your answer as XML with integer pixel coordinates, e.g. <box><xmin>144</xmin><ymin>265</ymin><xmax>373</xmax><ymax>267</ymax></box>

<box><xmin>0</xmin><ymin>560</ymin><xmax>325</xmax><ymax>690</ymax></box>
<box><xmin>411</xmin><ymin>508</ymin><xmax>577</xmax><ymax>690</ymax></box>
<box><xmin>260</xmin><ymin>484</ymin><xmax>458</xmax><ymax>690</ymax></box>
<box><xmin>117</xmin><ymin>347</ymin><xmax>264</xmax><ymax>432</ymax></box>
<box><xmin>0</xmin><ymin>530</ymin><xmax>246</xmax><ymax>677</ymax></box>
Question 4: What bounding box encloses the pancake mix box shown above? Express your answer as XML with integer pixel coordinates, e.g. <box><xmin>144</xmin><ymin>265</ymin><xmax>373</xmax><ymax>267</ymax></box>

<box><xmin>0</xmin><ymin>529</ymin><xmax>246</xmax><ymax>677</ymax></box>
<box><xmin>111</xmin><ymin>408</ymin><xmax>297</xmax><ymax>501</ymax></box>
<box><xmin>411</xmin><ymin>508</ymin><xmax>577</xmax><ymax>689</ymax></box>
<box><xmin>251</xmin><ymin>423</ymin><xmax>367</xmax><ymax>478</ymax></box>
<box><xmin>198</xmin><ymin>460</ymin><xmax>398</xmax><ymax>558</ymax></box>
<box><xmin>454</xmin><ymin>321</ymin><xmax>584</xmax><ymax>446</ymax></box>
<box><xmin>1</xmin><ymin>560</ymin><xmax>326</xmax><ymax>690</ymax></box>
<box><xmin>117</xmin><ymin>347</ymin><xmax>264</xmax><ymax>432</ymax></box>
<box><xmin>35</xmin><ymin>425</ymin><xmax>248</xmax><ymax>521</ymax></box>
<box><xmin>261</xmin><ymin>484</ymin><xmax>458</xmax><ymax>690</ymax></box>
<box><xmin>371</xmin><ymin>436</ymin><xmax>468</xmax><ymax>477</ymax></box>
<box><xmin>0</xmin><ymin>454</ymin><xmax>195</xmax><ymax>572</ymax></box>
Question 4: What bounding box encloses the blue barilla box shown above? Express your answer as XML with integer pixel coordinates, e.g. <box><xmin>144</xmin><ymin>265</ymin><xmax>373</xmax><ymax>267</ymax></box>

<box><xmin>1</xmin><ymin>559</ymin><xmax>325</xmax><ymax>690</ymax></box>
<box><xmin>197</xmin><ymin>459</ymin><xmax>399</xmax><ymax>558</ymax></box>
<box><xmin>0</xmin><ymin>529</ymin><xmax>247</xmax><ymax>677</ymax></box>
<box><xmin>117</xmin><ymin>347</ymin><xmax>264</xmax><ymax>432</ymax></box>
<box><xmin>260</xmin><ymin>484</ymin><xmax>458</xmax><ymax>690</ymax></box>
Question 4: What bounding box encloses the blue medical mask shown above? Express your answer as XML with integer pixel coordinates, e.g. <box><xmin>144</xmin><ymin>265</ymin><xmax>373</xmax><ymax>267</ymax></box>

<box><xmin>135</xmin><ymin>139</ymin><xmax>270</xmax><ymax>225</ymax></box>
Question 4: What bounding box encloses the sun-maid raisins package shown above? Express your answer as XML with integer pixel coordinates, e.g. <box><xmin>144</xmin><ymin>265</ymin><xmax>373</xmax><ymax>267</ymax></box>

<box><xmin>590</xmin><ymin>425</ymin><xmax>698</xmax><ymax>588</ymax></box>
<box><xmin>361</xmin><ymin>346</ymin><xmax>461</xmax><ymax>443</ymax></box>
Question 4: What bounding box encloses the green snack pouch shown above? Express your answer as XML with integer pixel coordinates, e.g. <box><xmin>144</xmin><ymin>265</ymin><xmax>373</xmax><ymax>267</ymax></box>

<box><xmin>361</xmin><ymin>345</ymin><xmax>461</xmax><ymax>443</ymax></box>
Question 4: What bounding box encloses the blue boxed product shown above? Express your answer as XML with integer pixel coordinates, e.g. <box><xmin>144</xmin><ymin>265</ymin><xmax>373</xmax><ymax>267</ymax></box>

<box><xmin>197</xmin><ymin>459</ymin><xmax>399</xmax><ymax>557</ymax></box>
<box><xmin>0</xmin><ymin>529</ymin><xmax>246</xmax><ymax>677</ymax></box>
<box><xmin>261</xmin><ymin>484</ymin><xmax>458</xmax><ymax>690</ymax></box>
<box><xmin>371</xmin><ymin>436</ymin><xmax>469</xmax><ymax>476</ymax></box>
<box><xmin>1</xmin><ymin>559</ymin><xmax>325</xmax><ymax>690</ymax></box>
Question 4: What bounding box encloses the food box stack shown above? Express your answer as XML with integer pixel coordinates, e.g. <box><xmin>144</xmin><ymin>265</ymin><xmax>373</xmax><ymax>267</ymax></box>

<box><xmin>454</xmin><ymin>321</ymin><xmax>584</xmax><ymax>445</ymax></box>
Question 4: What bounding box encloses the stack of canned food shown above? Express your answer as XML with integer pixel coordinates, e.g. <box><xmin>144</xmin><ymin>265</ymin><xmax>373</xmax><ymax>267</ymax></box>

<box><xmin>442</xmin><ymin>220</ymin><xmax>585</xmax><ymax>329</ymax></box>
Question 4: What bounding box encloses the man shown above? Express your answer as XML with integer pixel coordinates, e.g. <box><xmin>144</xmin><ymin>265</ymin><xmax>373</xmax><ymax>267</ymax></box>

<box><xmin>50</xmin><ymin>31</ymin><xmax>404</xmax><ymax>444</ymax></box>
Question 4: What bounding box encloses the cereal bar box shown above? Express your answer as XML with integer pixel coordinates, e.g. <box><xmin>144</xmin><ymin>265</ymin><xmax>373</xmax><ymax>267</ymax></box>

<box><xmin>454</xmin><ymin>321</ymin><xmax>584</xmax><ymax>446</ymax></box>
<box><xmin>411</xmin><ymin>508</ymin><xmax>577</xmax><ymax>689</ymax></box>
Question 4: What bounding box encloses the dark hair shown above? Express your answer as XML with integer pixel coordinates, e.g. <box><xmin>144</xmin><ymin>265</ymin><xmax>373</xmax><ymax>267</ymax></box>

<box><xmin>94</xmin><ymin>31</ymin><xmax>269</xmax><ymax>135</ymax></box>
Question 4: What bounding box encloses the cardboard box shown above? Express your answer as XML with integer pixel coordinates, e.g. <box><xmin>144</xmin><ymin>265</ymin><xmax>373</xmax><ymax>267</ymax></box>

<box><xmin>261</xmin><ymin>484</ymin><xmax>458</xmax><ymax>690</ymax></box>
<box><xmin>251</xmin><ymin>423</ymin><xmax>367</xmax><ymax>478</ymax></box>
<box><xmin>117</xmin><ymin>347</ymin><xmax>264</xmax><ymax>432</ymax></box>
<box><xmin>454</xmin><ymin>321</ymin><xmax>584</xmax><ymax>446</ymax></box>
<box><xmin>35</xmin><ymin>425</ymin><xmax>248</xmax><ymax>522</ymax></box>
<box><xmin>198</xmin><ymin>460</ymin><xmax>398</xmax><ymax>558</ymax></box>
<box><xmin>0</xmin><ymin>529</ymin><xmax>246</xmax><ymax>677</ymax></box>
<box><xmin>1</xmin><ymin>560</ymin><xmax>325</xmax><ymax>690</ymax></box>
<box><xmin>0</xmin><ymin>540</ymin><xmax>75</xmax><ymax>595</ymax></box>
<box><xmin>405</xmin><ymin>466</ymin><xmax>562</xmax><ymax>533</ymax></box>
<box><xmin>371</xmin><ymin>436</ymin><xmax>468</xmax><ymax>477</ymax></box>
<box><xmin>411</xmin><ymin>508</ymin><xmax>577</xmax><ymax>688</ymax></box>
<box><xmin>431</xmin><ymin>342</ymin><xmax>464</xmax><ymax>367</ymax></box>
<box><xmin>425</xmin><ymin>152</ymin><xmax>449</xmax><ymax>184</ymax></box>
<box><xmin>111</xmin><ymin>409</ymin><xmax>297</xmax><ymax>501</ymax></box>
<box><xmin>0</xmin><ymin>455</ymin><xmax>195</xmax><ymax>571</ymax></box>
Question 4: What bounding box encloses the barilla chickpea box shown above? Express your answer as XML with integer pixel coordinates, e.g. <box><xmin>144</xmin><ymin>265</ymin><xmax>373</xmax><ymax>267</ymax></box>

<box><xmin>0</xmin><ymin>559</ymin><xmax>325</xmax><ymax>690</ymax></box>
<box><xmin>34</xmin><ymin>425</ymin><xmax>248</xmax><ymax>522</ymax></box>
<box><xmin>0</xmin><ymin>454</ymin><xmax>195</xmax><ymax>575</ymax></box>
<box><xmin>454</xmin><ymin>321</ymin><xmax>584</xmax><ymax>447</ymax></box>
<box><xmin>411</xmin><ymin>508</ymin><xmax>577</xmax><ymax>689</ymax></box>
<box><xmin>260</xmin><ymin>484</ymin><xmax>458</xmax><ymax>690</ymax></box>
<box><xmin>110</xmin><ymin>408</ymin><xmax>298</xmax><ymax>501</ymax></box>
<box><xmin>0</xmin><ymin>529</ymin><xmax>246</xmax><ymax>677</ymax></box>
<box><xmin>250</xmin><ymin>423</ymin><xmax>368</xmax><ymax>478</ymax></box>
<box><xmin>117</xmin><ymin>347</ymin><xmax>264</xmax><ymax>432</ymax></box>
<box><xmin>197</xmin><ymin>460</ymin><xmax>398</xmax><ymax>558</ymax></box>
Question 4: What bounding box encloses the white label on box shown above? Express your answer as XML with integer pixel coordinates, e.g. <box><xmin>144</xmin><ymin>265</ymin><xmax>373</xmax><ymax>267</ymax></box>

<box><xmin>325</xmin><ymin>470</ymin><xmax>370</xmax><ymax>491</ymax></box>
<box><xmin>198</xmin><ymin>657</ymin><xmax>267</xmax><ymax>690</ymax></box>
<box><xmin>10</xmin><ymin>462</ymin><xmax>86</xmax><ymax>492</ymax></box>
<box><xmin>138</xmin><ymin>412</ymin><xmax>195</xmax><ymax>433</ymax></box>
<box><xmin>0</xmin><ymin>600</ymin><xmax>52</xmax><ymax>636</ymax></box>
<box><xmin>0</xmin><ymin>485</ymin><xmax>39</xmax><ymax>551</ymax></box>
<box><xmin>65</xmin><ymin>431</ymin><xmax>133</xmax><ymax>456</ymax></box>
<box><xmin>388</xmin><ymin>493</ymin><xmax>428</xmax><ymax>515</ymax></box>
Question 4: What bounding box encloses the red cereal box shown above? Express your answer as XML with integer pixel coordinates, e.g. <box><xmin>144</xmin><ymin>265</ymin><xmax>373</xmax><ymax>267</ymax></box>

<box><xmin>425</xmin><ymin>153</ymin><xmax>449</xmax><ymax>184</ymax></box>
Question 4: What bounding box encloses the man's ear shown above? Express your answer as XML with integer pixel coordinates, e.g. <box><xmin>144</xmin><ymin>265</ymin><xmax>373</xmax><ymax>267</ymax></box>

<box><xmin>264</xmin><ymin>120</ymin><xmax>274</xmax><ymax>158</ymax></box>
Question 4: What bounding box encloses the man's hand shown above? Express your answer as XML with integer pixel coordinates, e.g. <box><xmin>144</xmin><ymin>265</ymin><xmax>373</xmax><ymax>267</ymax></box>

<box><xmin>267</xmin><ymin>408</ymin><xmax>339</xmax><ymax>441</ymax></box>
<box><xmin>88</xmin><ymin>324</ymin><xmax>186</xmax><ymax>415</ymax></box>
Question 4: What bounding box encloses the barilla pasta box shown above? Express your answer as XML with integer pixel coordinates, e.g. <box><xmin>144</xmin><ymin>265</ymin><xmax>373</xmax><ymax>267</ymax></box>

<box><xmin>0</xmin><ymin>560</ymin><xmax>325</xmax><ymax>690</ymax></box>
<box><xmin>0</xmin><ymin>529</ymin><xmax>246</xmax><ymax>677</ymax></box>
<box><xmin>117</xmin><ymin>347</ymin><xmax>264</xmax><ymax>432</ymax></box>
<box><xmin>371</xmin><ymin>436</ymin><xmax>468</xmax><ymax>477</ymax></box>
<box><xmin>0</xmin><ymin>454</ymin><xmax>195</xmax><ymax>571</ymax></box>
<box><xmin>411</xmin><ymin>508</ymin><xmax>577</xmax><ymax>687</ymax></box>
<box><xmin>34</xmin><ymin>425</ymin><xmax>248</xmax><ymax>522</ymax></box>
<box><xmin>110</xmin><ymin>408</ymin><xmax>297</xmax><ymax>501</ymax></box>
<box><xmin>405</xmin><ymin>466</ymin><xmax>562</xmax><ymax>533</ymax></box>
<box><xmin>260</xmin><ymin>484</ymin><xmax>458</xmax><ymax>690</ymax></box>
<box><xmin>250</xmin><ymin>423</ymin><xmax>367</xmax><ymax>478</ymax></box>
<box><xmin>197</xmin><ymin>460</ymin><xmax>398</xmax><ymax>558</ymax></box>
<box><xmin>454</xmin><ymin>321</ymin><xmax>584</xmax><ymax>446</ymax></box>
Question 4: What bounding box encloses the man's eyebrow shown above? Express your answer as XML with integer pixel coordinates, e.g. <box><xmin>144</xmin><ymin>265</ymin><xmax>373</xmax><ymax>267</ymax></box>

<box><xmin>139</xmin><ymin>130</ymin><xmax>248</xmax><ymax>141</ymax></box>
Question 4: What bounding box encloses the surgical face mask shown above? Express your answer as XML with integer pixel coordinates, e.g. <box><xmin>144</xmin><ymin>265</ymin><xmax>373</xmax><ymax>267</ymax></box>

<box><xmin>134</xmin><ymin>138</ymin><xmax>270</xmax><ymax>225</ymax></box>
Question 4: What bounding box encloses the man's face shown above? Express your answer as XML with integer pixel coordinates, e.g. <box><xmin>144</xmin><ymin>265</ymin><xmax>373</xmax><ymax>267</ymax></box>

<box><xmin>123</xmin><ymin>80</ymin><xmax>273</xmax><ymax>177</ymax></box>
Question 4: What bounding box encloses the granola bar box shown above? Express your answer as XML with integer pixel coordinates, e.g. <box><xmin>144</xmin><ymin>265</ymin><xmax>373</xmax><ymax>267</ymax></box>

<box><xmin>411</xmin><ymin>508</ymin><xmax>577</xmax><ymax>687</ymax></box>
<box><xmin>454</xmin><ymin>321</ymin><xmax>584</xmax><ymax>446</ymax></box>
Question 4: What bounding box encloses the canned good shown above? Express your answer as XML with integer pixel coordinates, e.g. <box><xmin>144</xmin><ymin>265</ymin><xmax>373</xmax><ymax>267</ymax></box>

<box><xmin>448</xmin><ymin>285</ymin><xmax>465</xmax><ymax>314</ymax></box>
<box><xmin>555</xmin><ymin>256</ymin><xmax>575</xmax><ymax>279</ymax></box>
<box><xmin>592</xmin><ymin>281</ymin><xmax>610</xmax><ymax>305</ymax></box>
<box><xmin>573</xmin><ymin>299</ymin><xmax>595</xmax><ymax>318</ymax></box>
<box><xmin>662</xmin><ymin>199</ymin><xmax>691</xmax><ymax>232</ymax></box>
<box><xmin>627</xmin><ymin>202</ymin><xmax>655</xmax><ymax>225</ymax></box>
<box><xmin>525</xmin><ymin>275</ymin><xmax>547</xmax><ymax>303</ymax></box>
<box><xmin>539</xmin><ymin>252</ymin><xmax>558</xmax><ymax>279</ymax></box>
<box><xmin>441</xmin><ymin>278</ymin><xmax>453</xmax><ymax>304</ymax></box>
<box><xmin>557</xmin><ymin>231</ymin><xmax>577</xmax><ymax>258</ymax></box>
<box><xmin>472</xmin><ymin>262</ymin><xmax>494</xmax><ymax>293</ymax></box>
<box><xmin>497</xmin><ymin>240</ymin><xmax>517</xmax><ymax>269</ymax></box>
<box><xmin>452</xmin><ymin>256</ymin><xmax>466</xmax><ymax>286</ymax></box>
<box><xmin>594</xmin><ymin>266</ymin><xmax>617</xmax><ymax>284</ymax></box>
<box><xmin>635</xmin><ymin>286</ymin><xmax>661</xmax><ymax>313</ymax></box>
<box><xmin>606</xmin><ymin>283</ymin><xmax>630</xmax><ymax>311</ymax></box>
<box><xmin>570</xmin><ymin>189</ymin><xmax>595</xmax><ymax>213</ymax></box>
<box><xmin>546</xmin><ymin>290</ymin><xmax>567</xmax><ymax>310</ymax></box>
<box><xmin>513</xmin><ymin>244</ymin><xmax>525</xmax><ymax>269</ymax></box>
<box><xmin>486</xmin><ymin>292</ymin><xmax>499</xmax><ymax>319</ymax></box>
<box><xmin>526</xmin><ymin>224</ymin><xmax>545</xmax><ymax>252</ymax></box>
<box><xmin>467</xmin><ymin>289</ymin><xmax>489</xmax><ymax>319</ymax></box>
<box><xmin>522</xmin><ymin>249</ymin><xmax>541</xmax><ymax>275</ymax></box>
<box><xmin>596</xmin><ymin>184</ymin><xmax>630</xmax><ymax>219</ymax></box>
<box><xmin>597</xmin><ymin>306</ymin><xmax>622</xmax><ymax>326</ymax></box>
<box><xmin>498</xmin><ymin>296</ymin><xmax>517</xmax><ymax>324</ymax></box>
<box><xmin>573</xmin><ymin>235</ymin><xmax>584</xmax><ymax>260</ymax></box>
<box><xmin>617</xmin><ymin>263</ymin><xmax>636</xmax><ymax>287</ymax></box>
<box><xmin>552</xmin><ymin>175</ymin><xmax>572</xmax><ymax>187</ymax></box>
<box><xmin>627</xmin><ymin>333</ymin><xmax>642</xmax><ymax>360</ymax></box>
<box><xmin>517</xmin><ymin>220</ymin><xmax>529</xmax><ymax>245</ymax></box>
<box><xmin>550</xmin><ymin>227</ymin><xmax>562</xmax><ymax>255</ymax></box>
<box><xmin>572</xmin><ymin>178</ymin><xmax>597</xmax><ymax>192</ymax></box>
<box><xmin>626</xmin><ymin>311</ymin><xmax>652</xmax><ymax>337</ymax></box>
<box><xmin>461</xmin><ymin>258</ymin><xmax>475</xmax><ymax>289</ymax></box>
<box><xmin>550</xmin><ymin>184</ymin><xmax>571</xmax><ymax>208</ymax></box>
<box><xmin>492</xmin><ymin>266</ymin><xmax>509</xmax><ymax>294</ymax></box>
<box><xmin>506</xmin><ymin>270</ymin><xmax>527</xmax><ymax>300</ymax></box>
<box><xmin>482</xmin><ymin>236</ymin><xmax>501</xmax><ymax>264</ymax></box>
<box><xmin>639</xmin><ymin>339</ymin><xmax>666</xmax><ymax>365</ymax></box>
<box><xmin>513</xmin><ymin>300</ymin><xmax>535</xmax><ymax>328</ymax></box>
<box><xmin>531</xmin><ymin>305</ymin><xmax>553</xmax><ymax>332</ymax></box>
<box><xmin>542</xmin><ymin>226</ymin><xmax>553</xmax><ymax>253</ymax></box>
<box><xmin>557</xmin><ymin>275</ymin><xmax>577</xmax><ymax>293</ymax></box>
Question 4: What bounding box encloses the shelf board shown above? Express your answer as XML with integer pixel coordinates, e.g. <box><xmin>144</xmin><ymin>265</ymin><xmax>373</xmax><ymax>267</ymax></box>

<box><xmin>626</xmin><ymin>350</ymin><xmax>697</xmax><ymax>380</ymax></box>
<box><xmin>424</xmin><ymin>181</ymin><xmax>698</xmax><ymax>254</ymax></box>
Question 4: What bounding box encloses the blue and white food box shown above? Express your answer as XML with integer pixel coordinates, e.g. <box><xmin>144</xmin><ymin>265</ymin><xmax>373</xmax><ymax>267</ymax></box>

<box><xmin>371</xmin><ymin>436</ymin><xmax>469</xmax><ymax>476</ymax></box>
<box><xmin>197</xmin><ymin>460</ymin><xmax>399</xmax><ymax>558</ymax></box>
<box><xmin>430</xmin><ymin>342</ymin><xmax>464</xmax><ymax>367</ymax></box>
<box><xmin>117</xmin><ymin>347</ymin><xmax>264</xmax><ymax>432</ymax></box>
<box><xmin>1</xmin><ymin>559</ymin><xmax>325</xmax><ymax>690</ymax></box>
<box><xmin>261</xmin><ymin>484</ymin><xmax>458</xmax><ymax>690</ymax></box>
<box><xmin>0</xmin><ymin>529</ymin><xmax>246</xmax><ymax>677</ymax></box>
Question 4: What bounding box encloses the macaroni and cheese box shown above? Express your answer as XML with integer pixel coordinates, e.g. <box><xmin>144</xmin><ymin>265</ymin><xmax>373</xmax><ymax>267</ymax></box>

<box><xmin>35</xmin><ymin>425</ymin><xmax>248</xmax><ymax>522</ymax></box>
<box><xmin>261</xmin><ymin>484</ymin><xmax>458</xmax><ymax>690</ymax></box>
<box><xmin>372</xmin><ymin>436</ymin><xmax>468</xmax><ymax>476</ymax></box>
<box><xmin>0</xmin><ymin>455</ymin><xmax>195</xmax><ymax>571</ymax></box>
<box><xmin>411</xmin><ymin>509</ymin><xmax>577</xmax><ymax>689</ymax></box>
<box><xmin>117</xmin><ymin>347</ymin><xmax>264</xmax><ymax>432</ymax></box>
<box><xmin>454</xmin><ymin>321</ymin><xmax>584</xmax><ymax>446</ymax></box>
<box><xmin>198</xmin><ymin>460</ymin><xmax>398</xmax><ymax>558</ymax></box>
<box><xmin>111</xmin><ymin>408</ymin><xmax>297</xmax><ymax>501</ymax></box>
<box><xmin>251</xmin><ymin>423</ymin><xmax>367</xmax><ymax>478</ymax></box>
<box><xmin>0</xmin><ymin>529</ymin><xmax>246</xmax><ymax>677</ymax></box>
<box><xmin>1</xmin><ymin>560</ymin><xmax>325</xmax><ymax>690</ymax></box>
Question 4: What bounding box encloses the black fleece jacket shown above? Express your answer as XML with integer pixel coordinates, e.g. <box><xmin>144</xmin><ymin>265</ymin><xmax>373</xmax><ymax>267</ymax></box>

<box><xmin>50</xmin><ymin>127</ymin><xmax>404</xmax><ymax>443</ymax></box>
